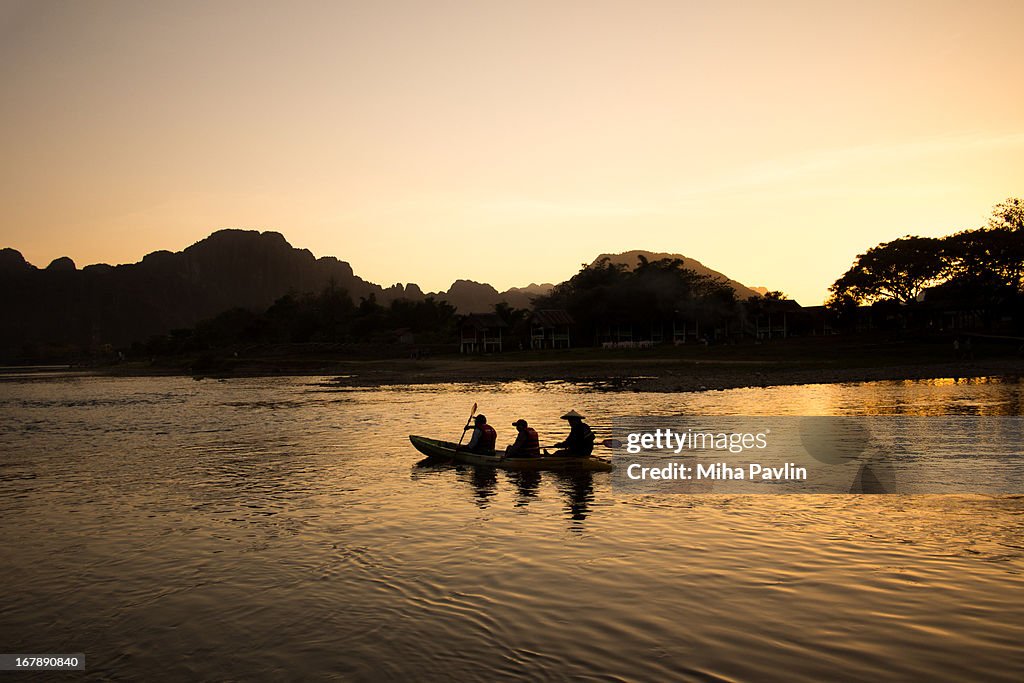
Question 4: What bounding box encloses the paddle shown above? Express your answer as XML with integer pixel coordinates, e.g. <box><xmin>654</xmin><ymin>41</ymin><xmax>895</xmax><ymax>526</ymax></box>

<box><xmin>457</xmin><ymin>402</ymin><xmax>478</xmax><ymax>447</ymax></box>
<box><xmin>537</xmin><ymin>439</ymin><xmax>622</xmax><ymax>451</ymax></box>
<box><xmin>503</xmin><ymin>437</ymin><xmax>621</xmax><ymax>461</ymax></box>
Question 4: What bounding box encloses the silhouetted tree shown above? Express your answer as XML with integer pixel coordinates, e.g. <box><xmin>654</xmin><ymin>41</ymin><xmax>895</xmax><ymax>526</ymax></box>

<box><xmin>828</xmin><ymin>236</ymin><xmax>946</xmax><ymax>306</ymax></box>
<box><xmin>826</xmin><ymin>198</ymin><xmax>1024</xmax><ymax>332</ymax></box>
<box><xmin>141</xmin><ymin>282</ymin><xmax>464</xmax><ymax>354</ymax></box>
<box><xmin>534</xmin><ymin>256</ymin><xmax>737</xmax><ymax>344</ymax></box>
<box><xmin>988</xmin><ymin>197</ymin><xmax>1024</xmax><ymax>232</ymax></box>
<box><xmin>943</xmin><ymin>219</ymin><xmax>1024</xmax><ymax>295</ymax></box>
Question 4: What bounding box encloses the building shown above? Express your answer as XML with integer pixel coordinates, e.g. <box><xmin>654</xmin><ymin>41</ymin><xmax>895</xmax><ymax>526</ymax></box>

<box><xmin>751</xmin><ymin>298</ymin><xmax>802</xmax><ymax>339</ymax></box>
<box><xmin>459</xmin><ymin>313</ymin><xmax>507</xmax><ymax>353</ymax></box>
<box><xmin>529</xmin><ymin>309</ymin><xmax>574</xmax><ymax>349</ymax></box>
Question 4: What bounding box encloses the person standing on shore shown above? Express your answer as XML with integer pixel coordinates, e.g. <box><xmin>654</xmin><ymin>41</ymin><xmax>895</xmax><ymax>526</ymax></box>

<box><xmin>553</xmin><ymin>410</ymin><xmax>595</xmax><ymax>457</ymax></box>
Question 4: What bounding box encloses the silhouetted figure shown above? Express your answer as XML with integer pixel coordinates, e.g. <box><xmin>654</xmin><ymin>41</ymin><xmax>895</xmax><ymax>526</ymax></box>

<box><xmin>459</xmin><ymin>414</ymin><xmax>497</xmax><ymax>454</ymax></box>
<box><xmin>553</xmin><ymin>409</ymin><xmax>595</xmax><ymax>457</ymax></box>
<box><xmin>505</xmin><ymin>419</ymin><xmax>540</xmax><ymax>457</ymax></box>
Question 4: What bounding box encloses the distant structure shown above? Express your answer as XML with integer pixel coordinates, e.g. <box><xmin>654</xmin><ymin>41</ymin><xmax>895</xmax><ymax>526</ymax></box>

<box><xmin>459</xmin><ymin>313</ymin><xmax>507</xmax><ymax>353</ymax></box>
<box><xmin>529</xmin><ymin>309</ymin><xmax>574</xmax><ymax>349</ymax></box>
<box><xmin>391</xmin><ymin>328</ymin><xmax>416</xmax><ymax>345</ymax></box>
<box><xmin>751</xmin><ymin>299</ymin><xmax>802</xmax><ymax>340</ymax></box>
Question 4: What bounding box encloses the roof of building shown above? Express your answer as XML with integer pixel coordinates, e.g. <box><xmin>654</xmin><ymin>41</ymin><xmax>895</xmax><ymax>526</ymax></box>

<box><xmin>530</xmin><ymin>309</ymin><xmax>575</xmax><ymax>326</ymax></box>
<box><xmin>461</xmin><ymin>313</ymin><xmax>509</xmax><ymax>329</ymax></box>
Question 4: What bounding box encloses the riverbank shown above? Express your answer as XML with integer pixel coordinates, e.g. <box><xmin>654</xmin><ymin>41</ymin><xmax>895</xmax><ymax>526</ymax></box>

<box><xmin>319</xmin><ymin>355</ymin><xmax>1023</xmax><ymax>392</ymax></box>
<box><xmin>15</xmin><ymin>336</ymin><xmax>1020</xmax><ymax>392</ymax></box>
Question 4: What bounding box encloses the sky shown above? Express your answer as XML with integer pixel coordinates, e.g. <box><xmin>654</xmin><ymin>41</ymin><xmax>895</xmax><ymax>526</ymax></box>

<box><xmin>1</xmin><ymin>0</ymin><xmax>1021</xmax><ymax>305</ymax></box>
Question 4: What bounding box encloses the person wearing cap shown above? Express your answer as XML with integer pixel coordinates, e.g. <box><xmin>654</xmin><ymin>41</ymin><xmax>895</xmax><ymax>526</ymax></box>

<box><xmin>459</xmin><ymin>414</ymin><xmax>497</xmax><ymax>454</ymax></box>
<box><xmin>553</xmin><ymin>409</ymin><xmax>595</xmax><ymax>457</ymax></box>
<box><xmin>505</xmin><ymin>419</ymin><xmax>540</xmax><ymax>457</ymax></box>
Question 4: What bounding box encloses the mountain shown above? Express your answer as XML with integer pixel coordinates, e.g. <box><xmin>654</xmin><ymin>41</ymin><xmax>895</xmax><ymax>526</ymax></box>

<box><xmin>1</xmin><ymin>233</ymin><xmax>768</xmax><ymax>357</ymax></box>
<box><xmin>435</xmin><ymin>280</ymin><xmax>501</xmax><ymax>314</ymax></box>
<box><xmin>592</xmin><ymin>250</ymin><xmax>763</xmax><ymax>300</ymax></box>
<box><xmin>0</xmin><ymin>230</ymin><xmax>552</xmax><ymax>355</ymax></box>
<box><xmin>0</xmin><ymin>230</ymin><xmax>390</xmax><ymax>353</ymax></box>
<box><xmin>432</xmin><ymin>280</ymin><xmax>553</xmax><ymax>313</ymax></box>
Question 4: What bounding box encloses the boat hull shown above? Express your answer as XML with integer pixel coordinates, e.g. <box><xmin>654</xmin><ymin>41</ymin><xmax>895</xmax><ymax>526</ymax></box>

<box><xmin>409</xmin><ymin>435</ymin><xmax>614</xmax><ymax>472</ymax></box>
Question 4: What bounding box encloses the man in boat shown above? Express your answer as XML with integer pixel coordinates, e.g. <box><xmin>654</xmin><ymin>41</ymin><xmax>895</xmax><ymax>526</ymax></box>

<box><xmin>459</xmin><ymin>414</ymin><xmax>497</xmax><ymax>454</ymax></box>
<box><xmin>505</xmin><ymin>419</ymin><xmax>540</xmax><ymax>457</ymax></box>
<box><xmin>552</xmin><ymin>409</ymin><xmax>595</xmax><ymax>457</ymax></box>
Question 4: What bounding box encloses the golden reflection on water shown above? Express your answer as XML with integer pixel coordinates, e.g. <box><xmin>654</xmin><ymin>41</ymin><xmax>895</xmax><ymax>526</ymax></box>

<box><xmin>0</xmin><ymin>375</ymin><xmax>1022</xmax><ymax>681</ymax></box>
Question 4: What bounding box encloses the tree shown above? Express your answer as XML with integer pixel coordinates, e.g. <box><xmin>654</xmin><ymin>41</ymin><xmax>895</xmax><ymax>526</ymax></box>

<box><xmin>988</xmin><ymin>197</ymin><xmax>1024</xmax><ymax>233</ymax></box>
<box><xmin>494</xmin><ymin>301</ymin><xmax>529</xmax><ymax>328</ymax></box>
<box><xmin>828</xmin><ymin>236</ymin><xmax>945</xmax><ymax>306</ymax></box>
<box><xmin>942</xmin><ymin>227</ymin><xmax>1024</xmax><ymax>292</ymax></box>
<box><xmin>533</xmin><ymin>255</ymin><xmax>738</xmax><ymax>343</ymax></box>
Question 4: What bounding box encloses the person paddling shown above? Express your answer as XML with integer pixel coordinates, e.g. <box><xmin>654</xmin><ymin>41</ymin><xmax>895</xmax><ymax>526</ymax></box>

<box><xmin>552</xmin><ymin>409</ymin><xmax>595</xmax><ymax>457</ymax></box>
<box><xmin>459</xmin><ymin>414</ymin><xmax>497</xmax><ymax>454</ymax></box>
<box><xmin>505</xmin><ymin>419</ymin><xmax>540</xmax><ymax>457</ymax></box>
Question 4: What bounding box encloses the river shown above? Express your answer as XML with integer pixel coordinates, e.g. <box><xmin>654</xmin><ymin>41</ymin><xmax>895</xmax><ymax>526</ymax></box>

<box><xmin>1</xmin><ymin>375</ymin><xmax>1022</xmax><ymax>681</ymax></box>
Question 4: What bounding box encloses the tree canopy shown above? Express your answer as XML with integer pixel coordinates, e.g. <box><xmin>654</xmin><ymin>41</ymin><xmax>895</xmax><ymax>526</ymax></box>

<box><xmin>147</xmin><ymin>284</ymin><xmax>459</xmax><ymax>354</ymax></box>
<box><xmin>828</xmin><ymin>236</ymin><xmax>946</xmax><ymax>305</ymax></box>
<box><xmin>828</xmin><ymin>198</ymin><xmax>1024</xmax><ymax>309</ymax></box>
<box><xmin>533</xmin><ymin>256</ymin><xmax>738</xmax><ymax>341</ymax></box>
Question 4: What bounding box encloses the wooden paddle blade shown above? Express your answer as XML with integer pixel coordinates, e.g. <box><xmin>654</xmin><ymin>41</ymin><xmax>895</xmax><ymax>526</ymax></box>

<box><xmin>457</xmin><ymin>402</ymin><xmax>479</xmax><ymax>446</ymax></box>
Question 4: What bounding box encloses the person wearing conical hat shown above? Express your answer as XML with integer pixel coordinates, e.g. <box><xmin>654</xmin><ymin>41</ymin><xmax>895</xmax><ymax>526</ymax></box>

<box><xmin>553</xmin><ymin>409</ymin><xmax>595</xmax><ymax>457</ymax></box>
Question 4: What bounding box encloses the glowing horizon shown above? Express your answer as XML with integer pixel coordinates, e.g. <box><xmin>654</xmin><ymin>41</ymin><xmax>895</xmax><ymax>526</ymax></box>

<box><xmin>1</xmin><ymin>0</ymin><xmax>1022</xmax><ymax>304</ymax></box>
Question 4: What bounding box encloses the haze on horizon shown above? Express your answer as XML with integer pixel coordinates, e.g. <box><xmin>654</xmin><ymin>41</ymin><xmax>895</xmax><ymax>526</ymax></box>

<box><xmin>1</xmin><ymin>0</ymin><xmax>1022</xmax><ymax>305</ymax></box>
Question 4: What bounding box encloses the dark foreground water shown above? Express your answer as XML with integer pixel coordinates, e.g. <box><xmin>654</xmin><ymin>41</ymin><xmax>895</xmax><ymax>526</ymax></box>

<box><xmin>1</xmin><ymin>375</ymin><xmax>1022</xmax><ymax>681</ymax></box>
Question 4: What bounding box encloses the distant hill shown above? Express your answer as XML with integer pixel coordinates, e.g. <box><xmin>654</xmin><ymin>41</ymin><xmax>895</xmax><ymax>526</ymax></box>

<box><xmin>592</xmin><ymin>250</ymin><xmax>763</xmax><ymax>300</ymax></box>
<box><xmin>0</xmin><ymin>234</ymin><xmax>772</xmax><ymax>356</ymax></box>
<box><xmin>0</xmin><ymin>230</ymin><xmax>552</xmax><ymax>354</ymax></box>
<box><xmin>1</xmin><ymin>230</ymin><xmax>390</xmax><ymax>352</ymax></box>
<box><xmin>433</xmin><ymin>280</ymin><xmax>553</xmax><ymax>313</ymax></box>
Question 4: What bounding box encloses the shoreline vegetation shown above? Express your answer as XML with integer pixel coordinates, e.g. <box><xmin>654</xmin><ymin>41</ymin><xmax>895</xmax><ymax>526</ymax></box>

<box><xmin>8</xmin><ymin>336</ymin><xmax>1020</xmax><ymax>393</ymax></box>
<box><xmin>4</xmin><ymin>199</ymin><xmax>1020</xmax><ymax>393</ymax></box>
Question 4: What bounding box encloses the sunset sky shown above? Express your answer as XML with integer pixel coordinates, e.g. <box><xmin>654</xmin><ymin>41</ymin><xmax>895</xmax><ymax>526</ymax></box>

<box><xmin>1</xmin><ymin>0</ymin><xmax>1021</xmax><ymax>305</ymax></box>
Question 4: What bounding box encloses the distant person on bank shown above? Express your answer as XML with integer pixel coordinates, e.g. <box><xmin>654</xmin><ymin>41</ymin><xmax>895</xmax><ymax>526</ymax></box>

<box><xmin>460</xmin><ymin>414</ymin><xmax>497</xmax><ymax>454</ymax></box>
<box><xmin>505</xmin><ymin>419</ymin><xmax>540</xmax><ymax>457</ymax></box>
<box><xmin>553</xmin><ymin>410</ymin><xmax>595</xmax><ymax>457</ymax></box>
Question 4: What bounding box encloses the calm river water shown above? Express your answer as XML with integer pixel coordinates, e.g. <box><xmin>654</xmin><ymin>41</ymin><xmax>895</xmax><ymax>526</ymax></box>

<box><xmin>1</xmin><ymin>375</ymin><xmax>1023</xmax><ymax>681</ymax></box>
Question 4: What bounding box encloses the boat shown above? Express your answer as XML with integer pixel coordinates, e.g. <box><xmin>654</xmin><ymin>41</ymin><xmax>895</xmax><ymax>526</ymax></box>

<box><xmin>409</xmin><ymin>435</ymin><xmax>614</xmax><ymax>472</ymax></box>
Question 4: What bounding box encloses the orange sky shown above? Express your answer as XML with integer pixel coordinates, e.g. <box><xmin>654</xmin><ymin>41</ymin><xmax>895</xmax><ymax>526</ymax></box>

<box><xmin>1</xmin><ymin>0</ymin><xmax>1021</xmax><ymax>304</ymax></box>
